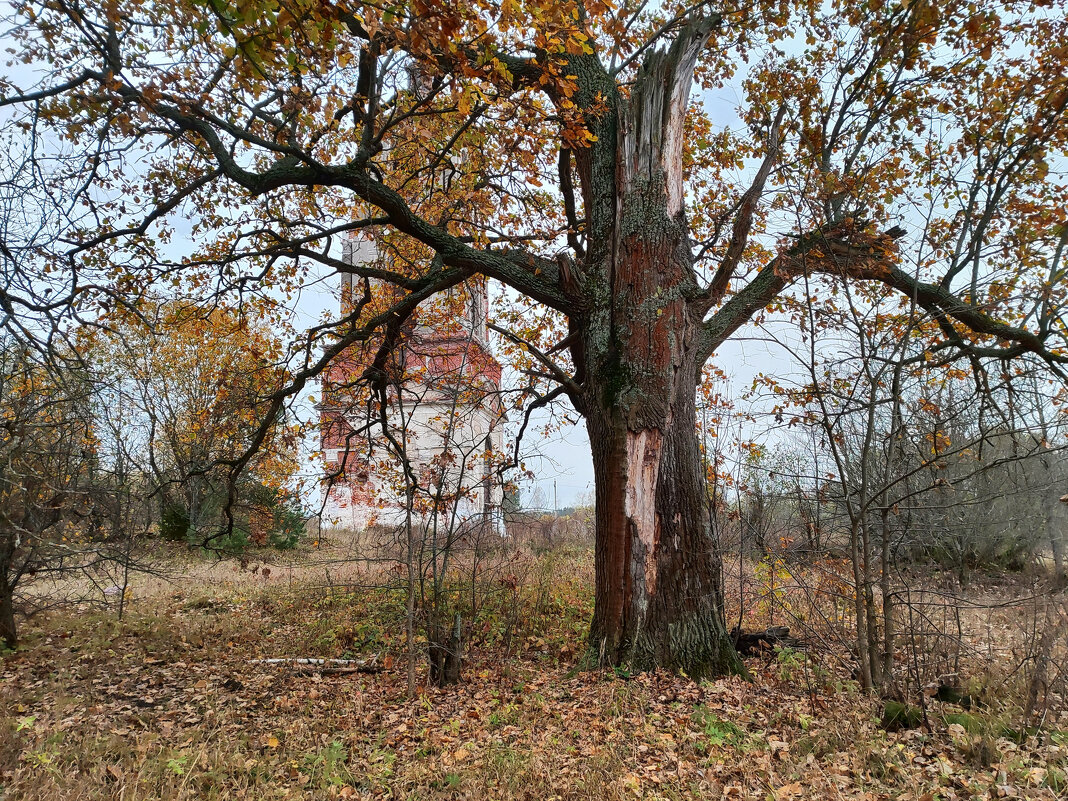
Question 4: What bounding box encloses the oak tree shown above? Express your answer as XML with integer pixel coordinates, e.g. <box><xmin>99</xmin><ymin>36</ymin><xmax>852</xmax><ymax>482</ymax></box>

<box><xmin>3</xmin><ymin>0</ymin><xmax>1067</xmax><ymax>676</ymax></box>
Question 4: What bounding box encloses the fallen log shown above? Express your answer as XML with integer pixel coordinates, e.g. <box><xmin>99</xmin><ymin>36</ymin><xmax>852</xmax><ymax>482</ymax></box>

<box><xmin>250</xmin><ymin>657</ymin><xmax>383</xmax><ymax>675</ymax></box>
<box><xmin>731</xmin><ymin>626</ymin><xmax>807</xmax><ymax>656</ymax></box>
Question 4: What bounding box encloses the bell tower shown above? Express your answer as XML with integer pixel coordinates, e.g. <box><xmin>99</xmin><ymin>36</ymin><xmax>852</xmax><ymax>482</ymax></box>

<box><xmin>320</xmin><ymin>234</ymin><xmax>505</xmax><ymax>533</ymax></box>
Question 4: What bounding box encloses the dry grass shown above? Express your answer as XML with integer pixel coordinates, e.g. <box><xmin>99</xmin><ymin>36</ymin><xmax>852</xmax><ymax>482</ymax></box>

<box><xmin>2</xmin><ymin>544</ymin><xmax>1066</xmax><ymax>800</ymax></box>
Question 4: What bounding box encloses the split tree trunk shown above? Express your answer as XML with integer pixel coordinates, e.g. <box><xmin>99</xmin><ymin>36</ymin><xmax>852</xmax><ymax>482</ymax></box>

<box><xmin>586</xmin><ymin>388</ymin><xmax>744</xmax><ymax>677</ymax></box>
<box><xmin>570</xmin><ymin>21</ymin><xmax>745</xmax><ymax>678</ymax></box>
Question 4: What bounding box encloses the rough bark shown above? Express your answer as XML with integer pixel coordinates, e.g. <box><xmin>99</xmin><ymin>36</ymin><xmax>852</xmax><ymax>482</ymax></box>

<box><xmin>0</xmin><ymin>565</ymin><xmax>16</xmax><ymax>650</ymax></box>
<box><xmin>565</xmin><ymin>20</ymin><xmax>746</xmax><ymax>678</ymax></box>
<box><xmin>585</xmin><ymin>388</ymin><xmax>745</xmax><ymax>677</ymax></box>
<box><xmin>429</xmin><ymin>612</ymin><xmax>462</xmax><ymax>686</ymax></box>
<box><xmin>559</xmin><ymin>28</ymin><xmax>909</xmax><ymax>679</ymax></box>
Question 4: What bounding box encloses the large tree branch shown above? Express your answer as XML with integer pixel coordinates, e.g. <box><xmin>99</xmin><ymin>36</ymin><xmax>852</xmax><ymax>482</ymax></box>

<box><xmin>488</xmin><ymin>322</ymin><xmax>584</xmax><ymax>408</ymax></box>
<box><xmin>854</xmin><ymin>262</ymin><xmax>1068</xmax><ymax>374</ymax></box>
<box><xmin>699</xmin><ymin>262</ymin><xmax>787</xmax><ymax>362</ymax></box>
<box><xmin>68</xmin><ymin>70</ymin><xmax>576</xmax><ymax>313</ymax></box>
<box><xmin>0</xmin><ymin>70</ymin><xmax>96</xmax><ymax>107</ymax></box>
<box><xmin>557</xmin><ymin>147</ymin><xmax>585</xmax><ymax>260</ymax></box>
<box><xmin>62</xmin><ymin>169</ymin><xmax>221</xmax><ymax>256</ymax></box>
<box><xmin>700</xmin><ymin>225</ymin><xmax>1068</xmax><ymax>375</ymax></box>
<box><xmin>704</xmin><ymin>105</ymin><xmax>786</xmax><ymax>305</ymax></box>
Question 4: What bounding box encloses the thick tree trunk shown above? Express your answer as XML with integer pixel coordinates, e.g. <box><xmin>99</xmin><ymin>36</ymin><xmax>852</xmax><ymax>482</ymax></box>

<box><xmin>0</xmin><ymin>570</ymin><xmax>16</xmax><ymax>650</ymax></box>
<box><xmin>566</xmin><ymin>19</ymin><xmax>744</xmax><ymax>678</ymax></box>
<box><xmin>586</xmin><ymin>391</ymin><xmax>745</xmax><ymax>677</ymax></box>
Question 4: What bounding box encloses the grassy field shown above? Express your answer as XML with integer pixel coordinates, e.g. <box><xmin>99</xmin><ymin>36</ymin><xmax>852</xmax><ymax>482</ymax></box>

<box><xmin>2</xmin><ymin>538</ymin><xmax>1066</xmax><ymax>800</ymax></box>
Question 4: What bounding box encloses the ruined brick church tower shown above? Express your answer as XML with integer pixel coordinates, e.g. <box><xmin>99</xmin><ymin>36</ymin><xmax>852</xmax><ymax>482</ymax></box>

<box><xmin>319</xmin><ymin>235</ymin><xmax>506</xmax><ymax>533</ymax></box>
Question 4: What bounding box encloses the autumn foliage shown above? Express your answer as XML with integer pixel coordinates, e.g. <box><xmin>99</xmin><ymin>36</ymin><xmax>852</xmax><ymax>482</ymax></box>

<box><xmin>90</xmin><ymin>300</ymin><xmax>301</xmax><ymax>548</ymax></box>
<box><xmin>2</xmin><ymin>0</ymin><xmax>1067</xmax><ymax>676</ymax></box>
